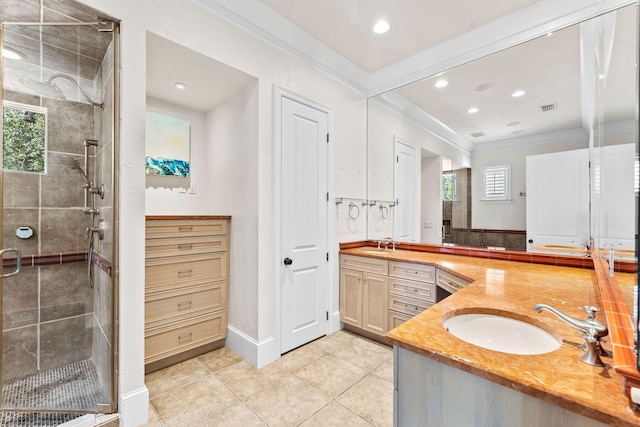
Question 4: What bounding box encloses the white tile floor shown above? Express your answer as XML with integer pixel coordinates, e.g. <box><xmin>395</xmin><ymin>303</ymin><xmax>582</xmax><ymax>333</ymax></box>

<box><xmin>144</xmin><ymin>330</ymin><xmax>394</xmax><ymax>426</ymax></box>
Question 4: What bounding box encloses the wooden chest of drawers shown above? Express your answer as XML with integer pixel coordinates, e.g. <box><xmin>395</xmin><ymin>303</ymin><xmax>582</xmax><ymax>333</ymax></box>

<box><xmin>144</xmin><ymin>216</ymin><xmax>230</xmax><ymax>372</ymax></box>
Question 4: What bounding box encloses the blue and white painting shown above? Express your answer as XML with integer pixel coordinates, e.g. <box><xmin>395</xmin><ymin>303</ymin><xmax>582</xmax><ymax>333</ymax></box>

<box><xmin>145</xmin><ymin>112</ymin><xmax>191</xmax><ymax>177</ymax></box>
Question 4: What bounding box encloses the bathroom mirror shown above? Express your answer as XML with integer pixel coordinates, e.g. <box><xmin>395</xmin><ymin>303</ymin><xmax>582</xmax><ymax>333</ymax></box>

<box><xmin>366</xmin><ymin>4</ymin><xmax>638</xmax><ymax>261</ymax></box>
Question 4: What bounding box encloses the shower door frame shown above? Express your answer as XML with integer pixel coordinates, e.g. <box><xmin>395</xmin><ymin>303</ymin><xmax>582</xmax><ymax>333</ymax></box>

<box><xmin>0</xmin><ymin>19</ymin><xmax>119</xmax><ymax>416</ymax></box>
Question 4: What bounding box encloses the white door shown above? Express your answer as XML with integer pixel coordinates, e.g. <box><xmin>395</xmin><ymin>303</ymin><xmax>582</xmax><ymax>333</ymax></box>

<box><xmin>280</xmin><ymin>95</ymin><xmax>329</xmax><ymax>354</ymax></box>
<box><xmin>526</xmin><ymin>148</ymin><xmax>590</xmax><ymax>251</ymax></box>
<box><xmin>595</xmin><ymin>143</ymin><xmax>636</xmax><ymax>250</ymax></box>
<box><xmin>394</xmin><ymin>137</ymin><xmax>419</xmax><ymax>242</ymax></box>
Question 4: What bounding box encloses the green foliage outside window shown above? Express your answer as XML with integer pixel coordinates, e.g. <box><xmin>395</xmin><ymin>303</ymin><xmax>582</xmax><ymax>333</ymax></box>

<box><xmin>442</xmin><ymin>173</ymin><xmax>456</xmax><ymax>201</ymax></box>
<box><xmin>2</xmin><ymin>103</ymin><xmax>46</xmax><ymax>173</ymax></box>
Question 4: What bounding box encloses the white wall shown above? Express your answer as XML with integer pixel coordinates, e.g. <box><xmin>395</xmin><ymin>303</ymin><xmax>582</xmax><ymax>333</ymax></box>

<box><xmin>421</xmin><ymin>154</ymin><xmax>442</xmax><ymax>244</ymax></box>
<box><xmin>75</xmin><ymin>0</ymin><xmax>367</xmax><ymax>423</ymax></box>
<box><xmin>471</xmin><ymin>130</ymin><xmax>589</xmax><ymax>230</ymax></box>
<box><xmin>367</xmin><ymin>98</ymin><xmax>470</xmax><ymax>240</ymax></box>
<box><xmin>333</xmin><ymin>99</ymin><xmax>368</xmax><ymax>244</ymax></box>
<box><xmin>205</xmin><ymin>83</ymin><xmax>260</xmax><ymax>340</ymax></box>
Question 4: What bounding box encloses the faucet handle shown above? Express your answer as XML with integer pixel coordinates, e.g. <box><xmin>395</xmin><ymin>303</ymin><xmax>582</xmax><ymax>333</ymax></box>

<box><xmin>582</xmin><ymin>306</ymin><xmax>600</xmax><ymax>320</ymax></box>
<box><xmin>579</xmin><ymin>332</ymin><xmax>606</xmax><ymax>367</ymax></box>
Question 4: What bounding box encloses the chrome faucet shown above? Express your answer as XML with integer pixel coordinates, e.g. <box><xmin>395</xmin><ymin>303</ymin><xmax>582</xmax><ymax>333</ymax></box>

<box><xmin>533</xmin><ymin>304</ymin><xmax>609</xmax><ymax>366</ymax></box>
<box><xmin>376</xmin><ymin>237</ymin><xmax>396</xmax><ymax>250</ymax></box>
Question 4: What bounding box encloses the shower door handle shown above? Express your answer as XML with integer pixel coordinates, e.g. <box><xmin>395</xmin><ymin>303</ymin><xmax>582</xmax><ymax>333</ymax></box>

<box><xmin>0</xmin><ymin>248</ymin><xmax>22</xmax><ymax>278</ymax></box>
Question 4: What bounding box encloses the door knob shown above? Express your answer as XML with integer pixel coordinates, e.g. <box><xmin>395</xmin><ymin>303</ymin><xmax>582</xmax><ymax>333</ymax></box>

<box><xmin>283</xmin><ymin>257</ymin><xmax>293</xmax><ymax>266</ymax></box>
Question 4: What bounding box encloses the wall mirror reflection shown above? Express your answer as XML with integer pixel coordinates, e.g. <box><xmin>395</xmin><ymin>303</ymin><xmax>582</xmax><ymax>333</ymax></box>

<box><xmin>367</xmin><ymin>4</ymin><xmax>638</xmax><ymax>263</ymax></box>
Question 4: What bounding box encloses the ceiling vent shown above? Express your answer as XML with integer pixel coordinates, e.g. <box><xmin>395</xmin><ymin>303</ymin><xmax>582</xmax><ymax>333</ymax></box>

<box><xmin>470</xmin><ymin>131</ymin><xmax>485</xmax><ymax>138</ymax></box>
<box><xmin>539</xmin><ymin>103</ymin><xmax>557</xmax><ymax>112</ymax></box>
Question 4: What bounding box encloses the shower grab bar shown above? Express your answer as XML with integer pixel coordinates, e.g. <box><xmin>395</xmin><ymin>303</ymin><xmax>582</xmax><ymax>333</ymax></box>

<box><xmin>0</xmin><ymin>248</ymin><xmax>22</xmax><ymax>278</ymax></box>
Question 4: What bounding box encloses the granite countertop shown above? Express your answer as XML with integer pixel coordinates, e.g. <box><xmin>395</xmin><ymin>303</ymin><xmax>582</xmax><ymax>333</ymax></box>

<box><xmin>340</xmin><ymin>246</ymin><xmax>640</xmax><ymax>426</ymax></box>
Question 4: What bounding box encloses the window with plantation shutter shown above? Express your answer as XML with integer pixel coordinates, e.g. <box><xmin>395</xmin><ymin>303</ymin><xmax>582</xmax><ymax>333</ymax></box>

<box><xmin>482</xmin><ymin>165</ymin><xmax>511</xmax><ymax>201</ymax></box>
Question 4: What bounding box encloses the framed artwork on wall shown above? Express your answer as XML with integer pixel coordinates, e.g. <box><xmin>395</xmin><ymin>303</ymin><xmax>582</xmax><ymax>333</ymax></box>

<box><xmin>145</xmin><ymin>111</ymin><xmax>191</xmax><ymax>177</ymax></box>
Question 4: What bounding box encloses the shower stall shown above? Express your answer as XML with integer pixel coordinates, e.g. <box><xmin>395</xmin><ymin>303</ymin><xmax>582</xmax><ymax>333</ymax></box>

<box><xmin>0</xmin><ymin>0</ymin><xmax>118</xmax><ymax>424</ymax></box>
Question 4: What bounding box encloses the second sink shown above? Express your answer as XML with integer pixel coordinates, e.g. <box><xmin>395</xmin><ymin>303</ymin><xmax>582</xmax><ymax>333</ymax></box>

<box><xmin>443</xmin><ymin>309</ymin><xmax>561</xmax><ymax>355</ymax></box>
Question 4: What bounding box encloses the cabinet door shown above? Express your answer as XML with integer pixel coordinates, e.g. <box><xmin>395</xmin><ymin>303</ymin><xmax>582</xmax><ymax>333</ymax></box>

<box><xmin>362</xmin><ymin>273</ymin><xmax>389</xmax><ymax>336</ymax></box>
<box><xmin>340</xmin><ymin>269</ymin><xmax>363</xmax><ymax>327</ymax></box>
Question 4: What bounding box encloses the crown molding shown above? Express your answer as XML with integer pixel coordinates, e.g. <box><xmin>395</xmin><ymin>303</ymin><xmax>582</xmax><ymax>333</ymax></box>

<box><xmin>470</xmin><ymin>120</ymin><xmax>639</xmax><ymax>155</ymax></box>
<box><xmin>193</xmin><ymin>0</ymin><xmax>634</xmax><ymax>97</ymax></box>
<box><xmin>192</xmin><ymin>0</ymin><xmax>369</xmax><ymax>94</ymax></box>
<box><xmin>374</xmin><ymin>92</ymin><xmax>473</xmax><ymax>155</ymax></box>
<box><xmin>472</xmin><ymin>127</ymin><xmax>590</xmax><ymax>155</ymax></box>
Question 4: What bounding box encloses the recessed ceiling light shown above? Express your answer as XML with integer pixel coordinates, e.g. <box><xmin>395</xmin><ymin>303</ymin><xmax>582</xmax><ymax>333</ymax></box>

<box><xmin>373</xmin><ymin>20</ymin><xmax>390</xmax><ymax>34</ymax></box>
<box><xmin>2</xmin><ymin>47</ymin><xmax>24</xmax><ymax>60</ymax></box>
<box><xmin>174</xmin><ymin>82</ymin><xmax>188</xmax><ymax>90</ymax></box>
<box><xmin>434</xmin><ymin>79</ymin><xmax>449</xmax><ymax>88</ymax></box>
<box><xmin>476</xmin><ymin>83</ymin><xmax>494</xmax><ymax>92</ymax></box>
<box><xmin>467</xmin><ymin>107</ymin><xmax>479</xmax><ymax>114</ymax></box>
<box><xmin>511</xmin><ymin>90</ymin><xmax>526</xmax><ymax>98</ymax></box>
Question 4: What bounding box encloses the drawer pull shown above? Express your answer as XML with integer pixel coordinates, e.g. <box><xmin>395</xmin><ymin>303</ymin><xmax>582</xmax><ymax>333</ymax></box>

<box><xmin>178</xmin><ymin>333</ymin><xmax>193</xmax><ymax>343</ymax></box>
<box><xmin>178</xmin><ymin>226</ymin><xmax>193</xmax><ymax>232</ymax></box>
<box><xmin>178</xmin><ymin>269</ymin><xmax>192</xmax><ymax>278</ymax></box>
<box><xmin>178</xmin><ymin>301</ymin><xmax>192</xmax><ymax>311</ymax></box>
<box><xmin>178</xmin><ymin>244</ymin><xmax>193</xmax><ymax>250</ymax></box>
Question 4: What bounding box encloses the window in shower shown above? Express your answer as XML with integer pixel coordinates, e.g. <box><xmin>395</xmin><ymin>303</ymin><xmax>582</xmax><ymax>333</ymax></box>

<box><xmin>2</xmin><ymin>100</ymin><xmax>47</xmax><ymax>173</ymax></box>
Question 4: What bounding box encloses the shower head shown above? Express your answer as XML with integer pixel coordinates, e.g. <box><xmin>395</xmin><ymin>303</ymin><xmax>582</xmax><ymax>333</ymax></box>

<box><xmin>59</xmin><ymin>155</ymin><xmax>90</xmax><ymax>185</ymax></box>
<box><xmin>19</xmin><ymin>78</ymin><xmax>66</xmax><ymax>100</ymax></box>
<box><xmin>20</xmin><ymin>73</ymin><xmax>104</xmax><ymax>109</ymax></box>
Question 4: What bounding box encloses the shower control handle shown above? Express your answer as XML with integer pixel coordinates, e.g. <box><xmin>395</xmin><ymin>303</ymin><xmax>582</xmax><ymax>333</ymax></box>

<box><xmin>86</xmin><ymin>219</ymin><xmax>106</xmax><ymax>240</ymax></box>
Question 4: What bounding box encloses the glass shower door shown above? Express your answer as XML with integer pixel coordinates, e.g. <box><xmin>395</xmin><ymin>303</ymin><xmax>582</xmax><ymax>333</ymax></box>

<box><xmin>1</xmin><ymin>19</ymin><xmax>115</xmax><ymax>419</ymax></box>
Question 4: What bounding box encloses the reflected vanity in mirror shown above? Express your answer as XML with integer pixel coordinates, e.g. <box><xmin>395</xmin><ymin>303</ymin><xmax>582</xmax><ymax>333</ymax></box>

<box><xmin>367</xmin><ymin>4</ymin><xmax>637</xmax><ymax>266</ymax></box>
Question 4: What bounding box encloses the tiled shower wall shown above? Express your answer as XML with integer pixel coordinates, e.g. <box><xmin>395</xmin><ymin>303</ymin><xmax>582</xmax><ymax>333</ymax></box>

<box><xmin>91</xmin><ymin>39</ymin><xmax>114</xmax><ymax>403</ymax></box>
<box><xmin>2</xmin><ymin>90</ymin><xmax>96</xmax><ymax>382</ymax></box>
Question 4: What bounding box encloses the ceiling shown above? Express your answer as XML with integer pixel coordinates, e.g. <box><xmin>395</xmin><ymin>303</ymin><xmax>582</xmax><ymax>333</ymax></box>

<box><xmin>393</xmin><ymin>5</ymin><xmax>637</xmax><ymax>146</ymax></box>
<box><xmin>258</xmin><ymin>0</ymin><xmax>541</xmax><ymax>73</ymax></box>
<box><xmin>2</xmin><ymin>0</ymin><xmax>636</xmax><ymax>148</ymax></box>
<box><xmin>145</xmin><ymin>0</ymin><xmax>549</xmax><ymax>114</ymax></box>
<box><xmin>189</xmin><ymin>0</ymin><xmax>637</xmax><ymax>147</ymax></box>
<box><xmin>146</xmin><ymin>33</ymin><xmax>256</xmax><ymax>112</ymax></box>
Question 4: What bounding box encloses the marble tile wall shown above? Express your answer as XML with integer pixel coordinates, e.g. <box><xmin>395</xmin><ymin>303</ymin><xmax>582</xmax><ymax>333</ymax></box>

<box><xmin>2</xmin><ymin>72</ymin><xmax>107</xmax><ymax>382</ymax></box>
<box><xmin>91</xmin><ymin>38</ymin><xmax>115</xmax><ymax>404</ymax></box>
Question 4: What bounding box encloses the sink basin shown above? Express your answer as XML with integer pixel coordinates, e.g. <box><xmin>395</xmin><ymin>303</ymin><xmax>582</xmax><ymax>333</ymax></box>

<box><xmin>360</xmin><ymin>249</ymin><xmax>389</xmax><ymax>255</ymax></box>
<box><xmin>443</xmin><ymin>309</ymin><xmax>561</xmax><ymax>355</ymax></box>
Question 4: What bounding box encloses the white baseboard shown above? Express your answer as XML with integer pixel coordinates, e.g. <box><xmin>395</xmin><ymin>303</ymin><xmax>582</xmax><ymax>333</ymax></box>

<box><xmin>329</xmin><ymin>310</ymin><xmax>341</xmax><ymax>334</ymax></box>
<box><xmin>119</xmin><ymin>386</ymin><xmax>149</xmax><ymax>427</ymax></box>
<box><xmin>226</xmin><ymin>325</ymin><xmax>280</xmax><ymax>368</ymax></box>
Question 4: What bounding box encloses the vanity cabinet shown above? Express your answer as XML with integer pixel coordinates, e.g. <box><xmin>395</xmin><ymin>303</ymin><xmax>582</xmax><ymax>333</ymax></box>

<box><xmin>436</xmin><ymin>268</ymin><xmax>471</xmax><ymax>294</ymax></box>
<box><xmin>339</xmin><ymin>255</ymin><xmax>389</xmax><ymax>338</ymax></box>
<box><xmin>388</xmin><ymin>261</ymin><xmax>436</xmax><ymax>330</ymax></box>
<box><xmin>144</xmin><ymin>216</ymin><xmax>230</xmax><ymax>373</ymax></box>
<box><xmin>339</xmin><ymin>253</ymin><xmax>471</xmax><ymax>340</ymax></box>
